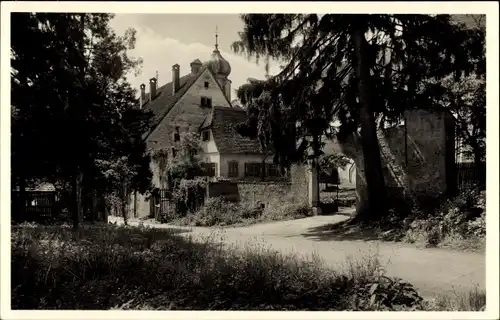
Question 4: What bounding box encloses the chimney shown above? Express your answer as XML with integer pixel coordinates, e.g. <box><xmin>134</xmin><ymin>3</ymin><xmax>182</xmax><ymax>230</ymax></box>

<box><xmin>139</xmin><ymin>83</ymin><xmax>146</xmax><ymax>108</ymax></box>
<box><xmin>190</xmin><ymin>59</ymin><xmax>202</xmax><ymax>75</ymax></box>
<box><xmin>172</xmin><ymin>64</ymin><xmax>180</xmax><ymax>94</ymax></box>
<box><xmin>149</xmin><ymin>78</ymin><xmax>157</xmax><ymax>101</ymax></box>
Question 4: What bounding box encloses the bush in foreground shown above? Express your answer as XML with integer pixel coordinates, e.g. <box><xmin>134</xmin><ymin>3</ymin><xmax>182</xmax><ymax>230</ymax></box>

<box><xmin>12</xmin><ymin>223</ymin><xmax>432</xmax><ymax>310</ymax></box>
<box><xmin>328</xmin><ymin>186</ymin><xmax>486</xmax><ymax>252</ymax></box>
<box><xmin>402</xmin><ymin>188</ymin><xmax>486</xmax><ymax>251</ymax></box>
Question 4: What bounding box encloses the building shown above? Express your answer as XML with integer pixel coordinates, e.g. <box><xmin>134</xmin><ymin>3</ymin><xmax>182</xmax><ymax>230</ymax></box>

<box><xmin>131</xmin><ymin>35</ymin><xmax>278</xmax><ymax>217</ymax></box>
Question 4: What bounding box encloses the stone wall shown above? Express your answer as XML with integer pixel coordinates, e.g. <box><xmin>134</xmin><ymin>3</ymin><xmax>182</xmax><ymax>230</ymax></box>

<box><xmin>289</xmin><ymin>164</ymin><xmax>309</xmax><ymax>204</ymax></box>
<box><xmin>335</xmin><ymin>109</ymin><xmax>456</xmax><ymax>212</ymax></box>
<box><xmin>236</xmin><ymin>181</ymin><xmax>291</xmax><ymax>210</ymax></box>
<box><xmin>207</xmin><ymin>180</ymin><xmax>292</xmax><ymax>211</ymax></box>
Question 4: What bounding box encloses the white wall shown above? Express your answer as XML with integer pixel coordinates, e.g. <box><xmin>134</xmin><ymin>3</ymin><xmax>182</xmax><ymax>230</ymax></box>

<box><xmin>338</xmin><ymin>161</ymin><xmax>356</xmax><ymax>186</ymax></box>
<box><xmin>200</xmin><ymin>128</ymin><xmax>218</xmax><ymax>154</ymax></box>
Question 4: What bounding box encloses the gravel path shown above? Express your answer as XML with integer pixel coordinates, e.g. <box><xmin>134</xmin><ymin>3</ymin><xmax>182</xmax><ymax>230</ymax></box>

<box><xmin>109</xmin><ymin>211</ymin><xmax>485</xmax><ymax>300</ymax></box>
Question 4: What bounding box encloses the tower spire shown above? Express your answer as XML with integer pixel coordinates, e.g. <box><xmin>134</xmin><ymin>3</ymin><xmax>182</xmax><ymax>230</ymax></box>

<box><xmin>215</xmin><ymin>25</ymin><xmax>219</xmax><ymax>50</ymax></box>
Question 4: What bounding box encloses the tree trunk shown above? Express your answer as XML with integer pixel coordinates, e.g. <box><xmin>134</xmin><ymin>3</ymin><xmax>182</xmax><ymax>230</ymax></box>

<box><xmin>18</xmin><ymin>173</ymin><xmax>27</xmax><ymax>223</ymax></box>
<box><xmin>91</xmin><ymin>190</ymin><xmax>98</xmax><ymax>222</ymax></box>
<box><xmin>352</xmin><ymin>27</ymin><xmax>387</xmax><ymax>221</ymax></box>
<box><xmin>72</xmin><ymin>169</ymin><xmax>84</xmax><ymax>229</ymax></box>
<box><xmin>133</xmin><ymin>191</ymin><xmax>138</xmax><ymax>218</ymax></box>
<box><xmin>121</xmin><ymin>182</ymin><xmax>128</xmax><ymax>225</ymax></box>
<box><xmin>474</xmin><ymin>154</ymin><xmax>486</xmax><ymax>190</ymax></box>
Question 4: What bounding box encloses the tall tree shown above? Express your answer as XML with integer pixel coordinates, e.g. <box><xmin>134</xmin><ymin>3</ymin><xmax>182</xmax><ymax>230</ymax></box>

<box><xmin>428</xmin><ymin>15</ymin><xmax>486</xmax><ymax>167</ymax></box>
<box><xmin>11</xmin><ymin>13</ymin><xmax>152</xmax><ymax>227</ymax></box>
<box><xmin>232</xmin><ymin>14</ymin><xmax>473</xmax><ymax>220</ymax></box>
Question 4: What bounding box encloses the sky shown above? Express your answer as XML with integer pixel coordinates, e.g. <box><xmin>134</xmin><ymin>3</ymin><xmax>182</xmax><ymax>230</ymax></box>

<box><xmin>110</xmin><ymin>14</ymin><xmax>282</xmax><ymax>98</ymax></box>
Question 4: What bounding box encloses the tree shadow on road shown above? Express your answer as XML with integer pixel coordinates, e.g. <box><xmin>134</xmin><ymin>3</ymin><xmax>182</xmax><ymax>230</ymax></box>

<box><xmin>301</xmin><ymin>221</ymin><xmax>384</xmax><ymax>242</ymax></box>
<box><xmin>301</xmin><ymin>209</ymin><xmax>400</xmax><ymax>242</ymax></box>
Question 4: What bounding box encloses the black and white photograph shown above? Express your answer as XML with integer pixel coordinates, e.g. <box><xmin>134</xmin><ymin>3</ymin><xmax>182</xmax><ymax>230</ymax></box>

<box><xmin>1</xmin><ymin>1</ymin><xmax>498</xmax><ymax>318</ymax></box>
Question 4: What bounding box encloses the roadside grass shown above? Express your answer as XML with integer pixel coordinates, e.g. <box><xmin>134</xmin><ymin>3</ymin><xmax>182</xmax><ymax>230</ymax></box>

<box><xmin>425</xmin><ymin>286</ymin><xmax>486</xmax><ymax>311</ymax></box>
<box><xmin>11</xmin><ymin>223</ymin><xmax>484</xmax><ymax>311</ymax></box>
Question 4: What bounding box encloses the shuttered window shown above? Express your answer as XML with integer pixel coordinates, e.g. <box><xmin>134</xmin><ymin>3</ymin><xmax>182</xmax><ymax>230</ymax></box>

<box><xmin>244</xmin><ymin>163</ymin><xmax>263</xmax><ymax>177</ymax></box>
<box><xmin>266</xmin><ymin>163</ymin><xmax>280</xmax><ymax>177</ymax></box>
<box><xmin>228</xmin><ymin>161</ymin><xmax>239</xmax><ymax>178</ymax></box>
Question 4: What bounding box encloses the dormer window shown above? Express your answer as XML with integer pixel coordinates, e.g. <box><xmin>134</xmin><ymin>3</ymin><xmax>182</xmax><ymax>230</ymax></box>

<box><xmin>201</xmin><ymin>96</ymin><xmax>212</xmax><ymax>108</ymax></box>
<box><xmin>202</xmin><ymin>130</ymin><xmax>210</xmax><ymax>141</ymax></box>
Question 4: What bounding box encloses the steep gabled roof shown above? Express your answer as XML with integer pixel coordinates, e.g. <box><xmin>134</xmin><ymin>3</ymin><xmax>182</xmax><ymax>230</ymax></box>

<box><xmin>141</xmin><ymin>65</ymin><xmax>233</xmax><ymax>139</ymax></box>
<box><xmin>202</xmin><ymin>106</ymin><xmax>264</xmax><ymax>155</ymax></box>
<box><xmin>141</xmin><ymin>69</ymin><xmax>203</xmax><ymax>139</ymax></box>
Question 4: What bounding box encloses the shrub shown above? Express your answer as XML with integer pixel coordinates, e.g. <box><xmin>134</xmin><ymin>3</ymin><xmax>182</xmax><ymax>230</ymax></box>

<box><xmin>261</xmin><ymin>201</ymin><xmax>313</xmax><ymax>221</ymax></box>
<box><xmin>172</xmin><ymin>178</ymin><xmax>207</xmax><ymax>217</ymax></box>
<box><xmin>174</xmin><ymin>195</ymin><xmax>314</xmax><ymax>227</ymax></box>
<box><xmin>175</xmin><ymin>197</ymin><xmax>262</xmax><ymax>227</ymax></box>
<box><xmin>11</xmin><ymin>224</ymin><xmax>428</xmax><ymax>311</ymax></box>
<box><xmin>401</xmin><ymin>187</ymin><xmax>486</xmax><ymax>250</ymax></box>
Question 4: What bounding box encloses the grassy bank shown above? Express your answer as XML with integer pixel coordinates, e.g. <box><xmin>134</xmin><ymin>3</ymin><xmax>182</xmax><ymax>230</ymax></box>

<box><xmin>11</xmin><ymin>223</ymin><xmax>485</xmax><ymax>311</ymax></box>
<box><xmin>8</xmin><ymin>223</ymin><xmax>455</xmax><ymax>310</ymax></box>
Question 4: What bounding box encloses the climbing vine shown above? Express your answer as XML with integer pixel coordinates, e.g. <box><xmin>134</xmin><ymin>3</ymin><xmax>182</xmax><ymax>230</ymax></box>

<box><xmin>173</xmin><ymin>178</ymin><xmax>207</xmax><ymax>216</ymax></box>
<box><xmin>149</xmin><ymin>132</ymin><xmax>207</xmax><ymax>219</ymax></box>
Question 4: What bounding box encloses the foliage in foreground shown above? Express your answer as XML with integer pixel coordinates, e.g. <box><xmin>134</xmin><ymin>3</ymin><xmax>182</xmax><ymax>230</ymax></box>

<box><xmin>174</xmin><ymin>196</ymin><xmax>314</xmax><ymax>227</ymax></box>
<box><xmin>329</xmin><ymin>186</ymin><xmax>486</xmax><ymax>251</ymax></box>
<box><xmin>401</xmin><ymin>188</ymin><xmax>486</xmax><ymax>251</ymax></box>
<box><xmin>425</xmin><ymin>287</ymin><xmax>486</xmax><ymax>311</ymax></box>
<box><xmin>11</xmin><ymin>223</ymin><xmax>436</xmax><ymax>311</ymax></box>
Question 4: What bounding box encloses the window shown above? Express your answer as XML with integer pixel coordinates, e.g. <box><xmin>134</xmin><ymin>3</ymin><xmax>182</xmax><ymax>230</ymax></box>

<box><xmin>202</xmin><ymin>130</ymin><xmax>210</xmax><ymax>141</ymax></box>
<box><xmin>202</xmin><ymin>162</ymin><xmax>217</xmax><ymax>177</ymax></box>
<box><xmin>244</xmin><ymin>163</ymin><xmax>264</xmax><ymax>177</ymax></box>
<box><xmin>266</xmin><ymin>163</ymin><xmax>280</xmax><ymax>177</ymax></box>
<box><xmin>173</xmin><ymin>126</ymin><xmax>180</xmax><ymax>142</ymax></box>
<box><xmin>171</xmin><ymin>148</ymin><xmax>177</xmax><ymax>158</ymax></box>
<box><xmin>200</xmin><ymin>96</ymin><xmax>212</xmax><ymax>108</ymax></box>
<box><xmin>228</xmin><ymin>161</ymin><xmax>239</xmax><ymax>178</ymax></box>
<box><xmin>204</xmin><ymin>81</ymin><xmax>209</xmax><ymax>89</ymax></box>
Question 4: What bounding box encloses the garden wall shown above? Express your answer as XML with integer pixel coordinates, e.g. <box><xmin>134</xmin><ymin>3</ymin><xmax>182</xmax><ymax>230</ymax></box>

<box><xmin>207</xmin><ymin>174</ymin><xmax>309</xmax><ymax>211</ymax></box>
<box><xmin>335</xmin><ymin>109</ymin><xmax>456</xmax><ymax>213</ymax></box>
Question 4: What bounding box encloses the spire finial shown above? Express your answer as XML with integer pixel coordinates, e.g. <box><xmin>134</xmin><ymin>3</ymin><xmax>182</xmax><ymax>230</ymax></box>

<box><xmin>215</xmin><ymin>25</ymin><xmax>219</xmax><ymax>50</ymax></box>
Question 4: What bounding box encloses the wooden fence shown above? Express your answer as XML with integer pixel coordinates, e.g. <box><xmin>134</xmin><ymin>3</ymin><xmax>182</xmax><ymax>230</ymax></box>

<box><xmin>11</xmin><ymin>191</ymin><xmax>57</xmax><ymax>222</ymax></box>
<box><xmin>12</xmin><ymin>190</ymin><xmax>108</xmax><ymax>223</ymax></box>
<box><xmin>457</xmin><ymin>162</ymin><xmax>486</xmax><ymax>190</ymax></box>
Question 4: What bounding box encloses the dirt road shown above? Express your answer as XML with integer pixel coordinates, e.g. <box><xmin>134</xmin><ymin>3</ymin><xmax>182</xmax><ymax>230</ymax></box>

<box><xmin>109</xmin><ymin>212</ymin><xmax>485</xmax><ymax>300</ymax></box>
